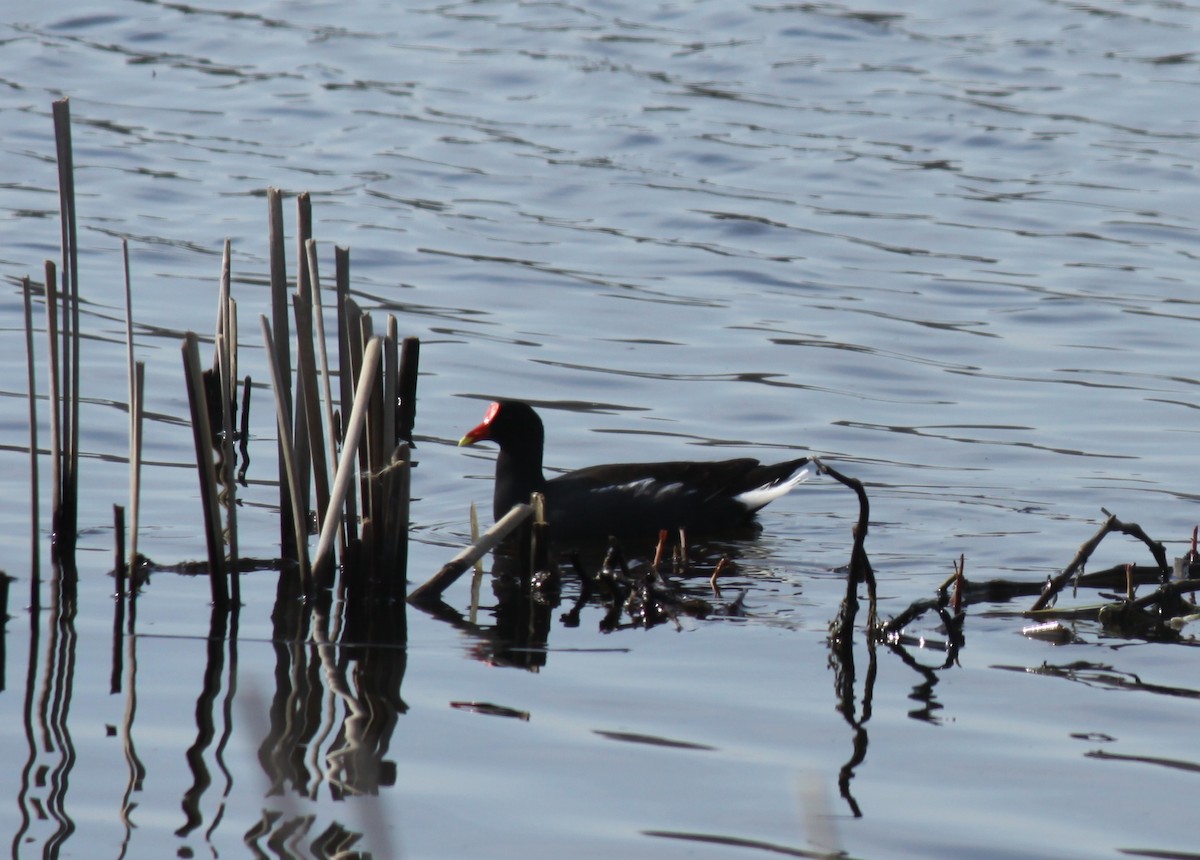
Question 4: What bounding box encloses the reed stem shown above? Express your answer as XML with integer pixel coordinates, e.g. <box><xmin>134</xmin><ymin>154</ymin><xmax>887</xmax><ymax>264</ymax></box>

<box><xmin>260</xmin><ymin>316</ymin><xmax>312</xmax><ymax>593</ymax></box>
<box><xmin>181</xmin><ymin>333</ymin><xmax>230</xmax><ymax>607</ymax></box>
<box><xmin>312</xmin><ymin>337</ymin><xmax>383</xmax><ymax>584</ymax></box>
<box><xmin>21</xmin><ymin>277</ymin><xmax>40</xmax><ymax>603</ymax></box>
<box><xmin>266</xmin><ymin>187</ymin><xmax>295</xmax><ymax>556</ymax></box>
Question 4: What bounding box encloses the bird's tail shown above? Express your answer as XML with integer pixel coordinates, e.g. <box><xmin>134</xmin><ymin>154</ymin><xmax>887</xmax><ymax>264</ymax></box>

<box><xmin>734</xmin><ymin>459</ymin><xmax>815</xmax><ymax>511</ymax></box>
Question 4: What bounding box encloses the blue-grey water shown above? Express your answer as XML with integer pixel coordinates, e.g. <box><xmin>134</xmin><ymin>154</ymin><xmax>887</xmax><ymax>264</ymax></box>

<box><xmin>2</xmin><ymin>1</ymin><xmax>1200</xmax><ymax>857</ymax></box>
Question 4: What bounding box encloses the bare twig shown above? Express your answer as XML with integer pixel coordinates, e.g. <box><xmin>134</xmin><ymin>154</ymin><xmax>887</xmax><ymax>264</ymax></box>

<box><xmin>1031</xmin><ymin>511</ymin><xmax>1169</xmax><ymax>612</ymax></box>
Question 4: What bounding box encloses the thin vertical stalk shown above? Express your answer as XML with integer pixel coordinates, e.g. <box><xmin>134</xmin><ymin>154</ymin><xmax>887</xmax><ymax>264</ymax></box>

<box><xmin>22</xmin><ymin>277</ymin><xmax>40</xmax><ymax>603</ymax></box>
<box><xmin>260</xmin><ymin>316</ymin><xmax>312</xmax><ymax>594</ymax></box>
<box><xmin>291</xmin><ymin>196</ymin><xmax>313</xmax><ymax>524</ymax></box>
<box><xmin>122</xmin><ymin>241</ymin><xmax>142</xmax><ymax>571</ymax></box>
<box><xmin>130</xmin><ymin>362</ymin><xmax>144</xmax><ymax>572</ymax></box>
<box><xmin>358</xmin><ymin>314</ymin><xmax>378</xmax><ymax>519</ymax></box>
<box><xmin>380</xmin><ymin>444</ymin><xmax>410</xmax><ymax>602</ymax></box>
<box><xmin>266</xmin><ymin>187</ymin><xmax>295</xmax><ymax>556</ymax></box>
<box><xmin>292</xmin><ymin>346</ymin><xmax>312</xmax><ymax>527</ymax></box>
<box><xmin>216</xmin><ymin>241</ymin><xmax>239</xmax><ymax>601</ymax></box>
<box><xmin>296</xmin><ymin>192</ymin><xmax>312</xmax><ymax>299</ymax></box>
<box><xmin>44</xmin><ymin>261</ymin><xmax>61</xmax><ymax>536</ymax></box>
<box><xmin>181</xmin><ymin>334</ymin><xmax>229</xmax><ymax>608</ymax></box>
<box><xmin>307</xmin><ymin>240</ymin><xmax>338</xmax><ymax>474</ymax></box>
<box><xmin>335</xmin><ymin>247</ymin><xmax>358</xmax><ymax>546</ymax></box>
<box><xmin>307</xmin><ymin>239</ymin><xmax>344</xmax><ymax>568</ymax></box>
<box><xmin>293</xmin><ymin>290</ymin><xmax>331</xmax><ymax>535</ymax></box>
<box><xmin>383</xmin><ymin>316</ymin><xmax>398</xmax><ymax>456</ymax></box>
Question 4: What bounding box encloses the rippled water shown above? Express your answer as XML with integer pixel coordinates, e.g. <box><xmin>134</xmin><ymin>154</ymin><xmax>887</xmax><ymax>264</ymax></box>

<box><xmin>2</xmin><ymin>1</ymin><xmax>1200</xmax><ymax>857</ymax></box>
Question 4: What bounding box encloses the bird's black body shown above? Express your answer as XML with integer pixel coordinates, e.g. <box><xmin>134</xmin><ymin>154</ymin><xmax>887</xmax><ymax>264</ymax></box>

<box><xmin>460</xmin><ymin>400</ymin><xmax>812</xmax><ymax>540</ymax></box>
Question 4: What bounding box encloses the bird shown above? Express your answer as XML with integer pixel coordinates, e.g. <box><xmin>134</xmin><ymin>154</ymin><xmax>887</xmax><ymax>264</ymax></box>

<box><xmin>458</xmin><ymin>399</ymin><xmax>814</xmax><ymax>540</ymax></box>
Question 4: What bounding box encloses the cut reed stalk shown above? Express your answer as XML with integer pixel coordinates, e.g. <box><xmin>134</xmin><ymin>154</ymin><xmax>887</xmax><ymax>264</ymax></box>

<box><xmin>44</xmin><ymin>260</ymin><xmax>62</xmax><ymax>543</ymax></box>
<box><xmin>344</xmin><ymin>299</ymin><xmax>367</xmax><ymax>520</ymax></box>
<box><xmin>260</xmin><ymin>316</ymin><xmax>312</xmax><ymax>594</ymax></box>
<box><xmin>293</xmin><ymin>288</ymin><xmax>331</xmax><ymax>534</ymax></box>
<box><xmin>122</xmin><ymin>240</ymin><xmax>143</xmax><ymax>572</ymax></box>
<box><xmin>291</xmin><ymin>197</ymin><xmax>314</xmax><ymax>522</ymax></box>
<box><xmin>306</xmin><ymin>239</ymin><xmax>341</xmax><ymax>524</ymax></box>
<box><xmin>358</xmin><ymin>314</ymin><xmax>380</xmax><ymax>522</ymax></box>
<box><xmin>373</xmin><ymin>443</ymin><xmax>411</xmax><ymax>601</ymax></box>
<box><xmin>21</xmin><ymin>277</ymin><xmax>40</xmax><ymax>600</ymax></box>
<box><xmin>0</xmin><ymin>572</ymin><xmax>11</xmax><ymax>626</ymax></box>
<box><xmin>237</xmin><ymin>374</ymin><xmax>251</xmax><ymax>482</ymax></box>
<box><xmin>114</xmin><ymin>504</ymin><xmax>127</xmax><ymax>598</ymax></box>
<box><xmin>266</xmin><ymin>187</ymin><xmax>295</xmax><ymax>556</ymax></box>
<box><xmin>292</xmin><ymin>338</ymin><xmax>312</xmax><ymax>528</ymax></box>
<box><xmin>383</xmin><ymin>316</ymin><xmax>398</xmax><ymax>455</ymax></box>
<box><xmin>398</xmin><ymin>336</ymin><xmax>420</xmax><ymax>446</ymax></box>
<box><xmin>52</xmin><ymin>99</ymin><xmax>81</xmax><ymax>562</ymax></box>
<box><xmin>130</xmin><ymin>361</ymin><xmax>144</xmax><ymax>572</ymax></box>
<box><xmin>216</xmin><ymin>332</ymin><xmax>239</xmax><ymax>600</ymax></box>
<box><xmin>215</xmin><ymin>242</ymin><xmax>239</xmax><ymax>604</ymax></box>
<box><xmin>296</xmin><ymin>192</ymin><xmax>312</xmax><ymax>296</ymax></box>
<box><xmin>334</xmin><ymin>246</ymin><xmax>358</xmax><ymax>546</ymax></box>
<box><xmin>181</xmin><ymin>333</ymin><xmax>230</xmax><ymax>607</ymax></box>
<box><xmin>312</xmin><ymin>337</ymin><xmax>383</xmax><ymax>584</ymax></box>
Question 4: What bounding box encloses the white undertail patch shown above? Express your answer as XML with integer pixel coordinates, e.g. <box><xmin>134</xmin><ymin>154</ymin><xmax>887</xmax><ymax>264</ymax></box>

<box><xmin>733</xmin><ymin>462</ymin><xmax>816</xmax><ymax>511</ymax></box>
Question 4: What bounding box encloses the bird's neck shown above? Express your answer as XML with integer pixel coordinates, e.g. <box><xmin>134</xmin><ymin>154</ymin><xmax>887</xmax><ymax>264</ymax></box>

<box><xmin>494</xmin><ymin>446</ymin><xmax>547</xmax><ymax>518</ymax></box>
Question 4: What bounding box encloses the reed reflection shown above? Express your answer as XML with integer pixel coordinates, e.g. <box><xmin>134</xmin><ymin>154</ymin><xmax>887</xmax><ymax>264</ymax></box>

<box><xmin>246</xmin><ymin>559</ymin><xmax>407</xmax><ymax>858</ymax></box>
<box><xmin>177</xmin><ymin>607</ymin><xmax>236</xmax><ymax>839</ymax></box>
<box><xmin>13</xmin><ymin>562</ymin><xmax>79</xmax><ymax>859</ymax></box>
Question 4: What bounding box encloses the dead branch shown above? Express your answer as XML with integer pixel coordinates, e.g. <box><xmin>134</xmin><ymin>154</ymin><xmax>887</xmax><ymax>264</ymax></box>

<box><xmin>1030</xmin><ymin>510</ymin><xmax>1169</xmax><ymax>612</ymax></box>
<box><xmin>814</xmin><ymin>458</ymin><xmax>877</xmax><ymax>635</ymax></box>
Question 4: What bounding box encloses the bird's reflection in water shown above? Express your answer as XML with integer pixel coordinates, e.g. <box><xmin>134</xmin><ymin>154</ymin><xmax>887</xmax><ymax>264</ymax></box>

<box><xmin>413</xmin><ymin>536</ymin><xmax>763</xmax><ymax>672</ymax></box>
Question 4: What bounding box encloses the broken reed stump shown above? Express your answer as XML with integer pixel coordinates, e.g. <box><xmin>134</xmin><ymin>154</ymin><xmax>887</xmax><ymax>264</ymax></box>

<box><xmin>397</xmin><ymin>336</ymin><xmax>420</xmax><ymax>445</ymax></box>
<box><xmin>51</xmin><ymin>97</ymin><xmax>81</xmax><ymax>565</ymax></box>
<box><xmin>371</xmin><ymin>444</ymin><xmax>411</xmax><ymax>601</ymax></box>
<box><xmin>182</xmin><ymin>333</ymin><xmax>230</xmax><ymax>608</ymax></box>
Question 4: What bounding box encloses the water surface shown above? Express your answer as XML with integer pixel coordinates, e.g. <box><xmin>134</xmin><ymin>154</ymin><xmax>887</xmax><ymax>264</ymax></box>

<box><xmin>2</xmin><ymin>1</ymin><xmax>1199</xmax><ymax>857</ymax></box>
